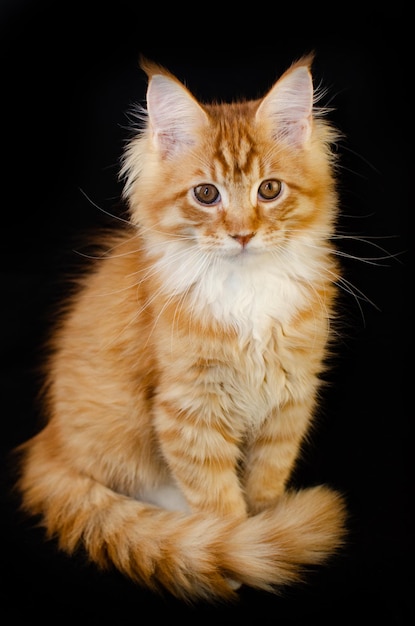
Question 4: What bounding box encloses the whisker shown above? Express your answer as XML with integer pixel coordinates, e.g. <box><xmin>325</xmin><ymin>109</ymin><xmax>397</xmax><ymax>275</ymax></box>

<box><xmin>331</xmin><ymin>249</ymin><xmax>403</xmax><ymax>266</ymax></box>
<box><xmin>78</xmin><ymin>187</ymin><xmax>132</xmax><ymax>226</ymax></box>
<box><xmin>338</xmin><ymin>143</ymin><xmax>381</xmax><ymax>175</ymax></box>
<box><xmin>330</xmin><ymin>270</ymin><xmax>381</xmax><ymax>325</ymax></box>
<box><xmin>330</xmin><ymin>234</ymin><xmax>404</xmax><ymax>265</ymax></box>
<box><xmin>277</xmin><ymin>232</ymin><xmax>383</xmax><ymax>324</ymax></box>
<box><xmin>73</xmin><ymin>239</ymin><xmax>141</xmax><ymax>261</ymax></box>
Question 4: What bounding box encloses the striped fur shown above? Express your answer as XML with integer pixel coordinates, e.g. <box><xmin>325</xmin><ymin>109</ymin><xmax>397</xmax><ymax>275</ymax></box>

<box><xmin>16</xmin><ymin>55</ymin><xmax>347</xmax><ymax>602</ymax></box>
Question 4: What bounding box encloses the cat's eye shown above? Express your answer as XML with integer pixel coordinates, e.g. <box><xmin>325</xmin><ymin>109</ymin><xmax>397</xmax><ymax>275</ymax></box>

<box><xmin>258</xmin><ymin>179</ymin><xmax>283</xmax><ymax>201</ymax></box>
<box><xmin>193</xmin><ymin>184</ymin><xmax>221</xmax><ymax>205</ymax></box>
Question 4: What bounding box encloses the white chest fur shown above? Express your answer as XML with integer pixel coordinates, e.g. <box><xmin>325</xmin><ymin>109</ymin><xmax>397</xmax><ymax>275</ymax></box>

<box><xmin>193</xmin><ymin>253</ymin><xmax>310</xmax><ymax>344</ymax></box>
<box><xmin>154</xmin><ymin>241</ymin><xmax>310</xmax><ymax>338</ymax></box>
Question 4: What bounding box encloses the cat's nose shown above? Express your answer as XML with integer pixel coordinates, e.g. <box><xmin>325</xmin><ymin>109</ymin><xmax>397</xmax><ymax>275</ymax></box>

<box><xmin>230</xmin><ymin>232</ymin><xmax>256</xmax><ymax>247</ymax></box>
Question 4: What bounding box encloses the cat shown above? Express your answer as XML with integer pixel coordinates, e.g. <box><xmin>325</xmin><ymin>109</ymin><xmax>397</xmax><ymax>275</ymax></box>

<box><xmin>15</xmin><ymin>53</ymin><xmax>347</xmax><ymax>603</ymax></box>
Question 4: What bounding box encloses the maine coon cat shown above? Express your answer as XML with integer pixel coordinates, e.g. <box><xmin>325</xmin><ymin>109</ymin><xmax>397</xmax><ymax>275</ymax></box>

<box><xmin>16</xmin><ymin>54</ymin><xmax>347</xmax><ymax>602</ymax></box>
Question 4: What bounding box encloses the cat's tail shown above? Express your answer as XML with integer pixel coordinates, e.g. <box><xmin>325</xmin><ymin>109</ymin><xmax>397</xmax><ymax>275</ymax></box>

<box><xmin>16</xmin><ymin>444</ymin><xmax>346</xmax><ymax>603</ymax></box>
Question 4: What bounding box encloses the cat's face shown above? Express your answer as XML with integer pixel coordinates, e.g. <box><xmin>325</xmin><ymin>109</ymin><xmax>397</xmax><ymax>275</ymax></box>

<box><xmin>123</xmin><ymin>58</ymin><xmax>337</xmax><ymax>267</ymax></box>
<box><xmin>170</xmin><ymin>106</ymin><xmax>322</xmax><ymax>260</ymax></box>
<box><xmin>129</xmin><ymin>108</ymin><xmax>334</xmax><ymax>265</ymax></box>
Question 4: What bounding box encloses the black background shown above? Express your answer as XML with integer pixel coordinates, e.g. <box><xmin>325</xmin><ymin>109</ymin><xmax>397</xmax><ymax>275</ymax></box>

<box><xmin>0</xmin><ymin>2</ymin><xmax>412</xmax><ymax>623</ymax></box>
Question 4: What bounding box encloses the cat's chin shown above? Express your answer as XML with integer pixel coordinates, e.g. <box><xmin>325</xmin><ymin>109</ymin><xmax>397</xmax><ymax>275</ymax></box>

<box><xmin>220</xmin><ymin>247</ymin><xmax>268</xmax><ymax>261</ymax></box>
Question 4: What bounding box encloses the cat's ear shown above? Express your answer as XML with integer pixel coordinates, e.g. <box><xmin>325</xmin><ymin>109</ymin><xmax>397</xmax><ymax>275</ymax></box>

<box><xmin>145</xmin><ymin>71</ymin><xmax>208</xmax><ymax>158</ymax></box>
<box><xmin>256</xmin><ymin>59</ymin><xmax>314</xmax><ymax>148</ymax></box>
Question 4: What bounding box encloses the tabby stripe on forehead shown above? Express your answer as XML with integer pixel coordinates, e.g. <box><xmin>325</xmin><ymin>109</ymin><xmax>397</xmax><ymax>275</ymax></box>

<box><xmin>212</xmin><ymin>133</ymin><xmax>258</xmax><ymax>180</ymax></box>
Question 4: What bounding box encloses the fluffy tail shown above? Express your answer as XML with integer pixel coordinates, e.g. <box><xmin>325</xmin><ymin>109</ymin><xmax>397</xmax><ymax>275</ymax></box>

<box><xmin>16</xmin><ymin>444</ymin><xmax>346</xmax><ymax>603</ymax></box>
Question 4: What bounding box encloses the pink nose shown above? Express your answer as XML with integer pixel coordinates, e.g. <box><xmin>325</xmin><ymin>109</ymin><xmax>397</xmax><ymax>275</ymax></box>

<box><xmin>231</xmin><ymin>233</ymin><xmax>256</xmax><ymax>247</ymax></box>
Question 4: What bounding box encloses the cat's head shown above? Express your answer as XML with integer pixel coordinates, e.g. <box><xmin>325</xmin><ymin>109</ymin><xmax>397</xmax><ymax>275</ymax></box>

<box><xmin>121</xmin><ymin>55</ymin><xmax>339</xmax><ymax>261</ymax></box>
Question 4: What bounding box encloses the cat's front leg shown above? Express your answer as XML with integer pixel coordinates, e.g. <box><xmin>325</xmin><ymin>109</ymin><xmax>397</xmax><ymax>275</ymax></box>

<box><xmin>243</xmin><ymin>398</ymin><xmax>314</xmax><ymax>515</ymax></box>
<box><xmin>153</xmin><ymin>396</ymin><xmax>247</xmax><ymax>520</ymax></box>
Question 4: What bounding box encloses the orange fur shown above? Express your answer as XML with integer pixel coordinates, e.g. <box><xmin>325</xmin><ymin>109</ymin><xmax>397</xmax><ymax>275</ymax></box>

<box><xmin>15</xmin><ymin>55</ymin><xmax>347</xmax><ymax>602</ymax></box>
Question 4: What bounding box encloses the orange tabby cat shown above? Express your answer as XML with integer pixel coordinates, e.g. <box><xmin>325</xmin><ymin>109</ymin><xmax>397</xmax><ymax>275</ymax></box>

<box><xmin>16</xmin><ymin>54</ymin><xmax>347</xmax><ymax>602</ymax></box>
